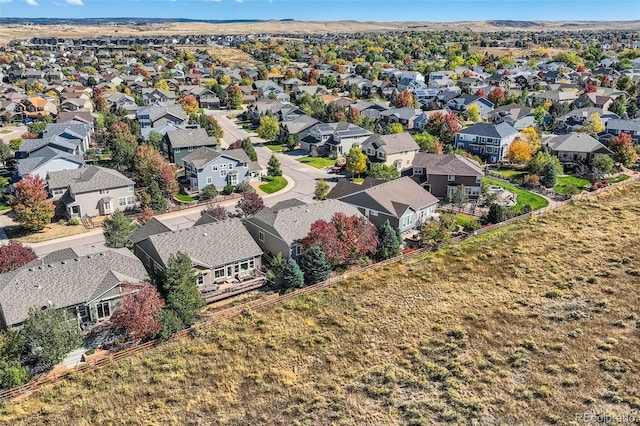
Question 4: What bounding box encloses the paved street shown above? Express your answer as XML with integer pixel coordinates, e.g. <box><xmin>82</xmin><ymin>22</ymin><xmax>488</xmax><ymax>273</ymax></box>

<box><xmin>8</xmin><ymin>111</ymin><xmax>336</xmax><ymax>257</ymax></box>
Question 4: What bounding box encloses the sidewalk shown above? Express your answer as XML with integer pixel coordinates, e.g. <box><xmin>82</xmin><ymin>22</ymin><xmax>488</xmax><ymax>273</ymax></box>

<box><xmin>20</xmin><ymin>173</ymin><xmax>296</xmax><ymax>250</ymax></box>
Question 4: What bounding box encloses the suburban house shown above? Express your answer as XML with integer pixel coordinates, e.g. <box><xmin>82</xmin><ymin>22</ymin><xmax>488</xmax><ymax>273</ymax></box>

<box><xmin>279</xmin><ymin>114</ymin><xmax>320</xmax><ymax>144</ymax></box>
<box><xmin>379</xmin><ymin>107</ymin><xmax>422</xmax><ymax>130</ymax></box>
<box><xmin>605</xmin><ymin>118</ymin><xmax>640</xmax><ymax>143</ymax></box>
<box><xmin>446</xmin><ymin>94</ymin><xmax>494</xmax><ymax>119</ymax></box>
<box><xmin>24</xmin><ymin>96</ymin><xmax>58</xmax><ymax>119</ymax></box>
<box><xmin>132</xmin><ymin>218</ymin><xmax>265</xmax><ymax>303</ymax></box>
<box><xmin>455</xmin><ymin>122</ymin><xmax>518</xmax><ymax>163</ymax></box>
<box><xmin>182</xmin><ymin>147</ymin><xmax>261</xmax><ymax>191</ymax></box>
<box><xmin>47</xmin><ymin>166</ymin><xmax>136</xmax><ymax>219</ymax></box>
<box><xmin>0</xmin><ymin>249</ymin><xmax>149</xmax><ymax>329</ymax></box>
<box><xmin>15</xmin><ymin>146</ymin><xmax>85</xmax><ymax>180</ymax></box>
<box><xmin>300</xmin><ymin>122</ymin><xmax>372</xmax><ymax>156</ymax></box>
<box><xmin>137</xmin><ymin>105</ymin><xmax>188</xmax><ymax>128</ymax></box>
<box><xmin>164</xmin><ymin>128</ymin><xmax>218</xmax><ymax>166</ymax></box>
<box><xmin>243</xmin><ymin>199</ymin><xmax>365</xmax><ymax>260</ymax></box>
<box><xmin>488</xmin><ymin>104</ymin><xmax>536</xmax><ymax>130</ymax></box>
<box><xmin>413</xmin><ymin>109</ymin><xmax>449</xmax><ymax>131</ymax></box>
<box><xmin>362</xmin><ymin>132</ymin><xmax>420</xmax><ymax>170</ymax></box>
<box><xmin>141</xmin><ymin>88</ymin><xmax>177</xmax><ymax>105</ymax></box>
<box><xmin>328</xmin><ymin>176</ymin><xmax>439</xmax><ymax>233</ymax></box>
<box><xmin>408</xmin><ymin>153</ymin><xmax>484</xmax><ymax>199</ymax></box>
<box><xmin>543</xmin><ymin>133</ymin><xmax>613</xmax><ymax>165</ymax></box>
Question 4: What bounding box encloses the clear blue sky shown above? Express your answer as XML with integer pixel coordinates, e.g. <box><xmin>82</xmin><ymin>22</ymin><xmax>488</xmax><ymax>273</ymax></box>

<box><xmin>1</xmin><ymin>0</ymin><xmax>638</xmax><ymax>22</ymax></box>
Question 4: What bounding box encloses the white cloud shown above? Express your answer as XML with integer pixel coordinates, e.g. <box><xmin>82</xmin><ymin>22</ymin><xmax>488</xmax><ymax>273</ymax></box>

<box><xmin>66</xmin><ymin>0</ymin><xmax>84</xmax><ymax>4</ymax></box>
<box><xmin>235</xmin><ymin>0</ymin><xmax>244</xmax><ymax>3</ymax></box>
<box><xmin>0</xmin><ymin>0</ymin><xmax>12</xmax><ymax>4</ymax></box>
<box><xmin>25</xmin><ymin>0</ymin><xmax>38</xmax><ymax>5</ymax></box>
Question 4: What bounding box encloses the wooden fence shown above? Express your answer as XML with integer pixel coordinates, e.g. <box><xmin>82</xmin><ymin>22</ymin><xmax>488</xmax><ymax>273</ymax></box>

<box><xmin>0</xmin><ymin>173</ymin><xmax>638</xmax><ymax>402</ymax></box>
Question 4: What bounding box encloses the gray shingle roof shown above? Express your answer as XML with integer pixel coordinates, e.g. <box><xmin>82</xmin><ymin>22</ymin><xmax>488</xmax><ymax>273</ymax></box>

<box><xmin>544</xmin><ymin>133</ymin><xmax>613</xmax><ymax>154</ymax></box>
<box><xmin>0</xmin><ymin>250</ymin><xmax>149</xmax><ymax>327</ymax></box>
<box><xmin>456</xmin><ymin>122</ymin><xmax>517</xmax><ymax>139</ymax></box>
<box><xmin>363</xmin><ymin>132</ymin><xmax>419</xmax><ymax>154</ymax></box>
<box><xmin>606</xmin><ymin>118</ymin><xmax>640</xmax><ymax>132</ymax></box>
<box><xmin>412</xmin><ymin>153</ymin><xmax>484</xmax><ymax>176</ymax></box>
<box><xmin>47</xmin><ymin>166</ymin><xmax>134</xmax><ymax>193</ymax></box>
<box><xmin>148</xmin><ymin>105</ymin><xmax>188</xmax><ymax>123</ymax></box>
<box><xmin>181</xmin><ymin>147</ymin><xmax>222</xmax><ymax>168</ymax></box>
<box><xmin>245</xmin><ymin>199</ymin><xmax>364</xmax><ymax>246</ymax></box>
<box><xmin>337</xmin><ymin>177</ymin><xmax>439</xmax><ymax>217</ymax></box>
<box><xmin>16</xmin><ymin>146</ymin><xmax>84</xmax><ymax>177</ymax></box>
<box><xmin>166</xmin><ymin>128</ymin><xmax>216</xmax><ymax>149</ymax></box>
<box><xmin>128</xmin><ymin>218</ymin><xmax>171</xmax><ymax>245</ymax></box>
<box><xmin>143</xmin><ymin>218</ymin><xmax>263</xmax><ymax>268</ymax></box>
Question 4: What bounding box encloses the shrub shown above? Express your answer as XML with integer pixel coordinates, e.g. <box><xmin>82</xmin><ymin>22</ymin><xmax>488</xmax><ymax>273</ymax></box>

<box><xmin>523</xmin><ymin>174</ymin><xmax>540</xmax><ymax>188</ymax></box>
<box><xmin>68</xmin><ymin>218</ymin><xmax>80</xmax><ymax>226</ymax></box>
<box><xmin>234</xmin><ymin>181</ymin><xmax>251</xmax><ymax>193</ymax></box>
<box><xmin>462</xmin><ymin>218</ymin><xmax>481</xmax><ymax>232</ymax></box>
<box><xmin>223</xmin><ymin>184</ymin><xmax>234</xmax><ymax>195</ymax></box>
<box><xmin>200</xmin><ymin>184</ymin><xmax>218</xmax><ymax>200</ymax></box>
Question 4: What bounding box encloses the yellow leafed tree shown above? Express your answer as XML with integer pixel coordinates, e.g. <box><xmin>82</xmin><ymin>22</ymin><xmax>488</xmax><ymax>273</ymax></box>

<box><xmin>506</xmin><ymin>140</ymin><xmax>533</xmax><ymax>164</ymax></box>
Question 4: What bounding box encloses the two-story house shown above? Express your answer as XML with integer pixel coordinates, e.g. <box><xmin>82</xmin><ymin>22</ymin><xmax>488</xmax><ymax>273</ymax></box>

<box><xmin>446</xmin><ymin>94</ymin><xmax>494</xmax><ymax>119</ymax></box>
<box><xmin>165</xmin><ymin>128</ymin><xmax>218</xmax><ymax>166</ymax></box>
<box><xmin>328</xmin><ymin>177</ymin><xmax>439</xmax><ymax>234</ymax></box>
<box><xmin>141</xmin><ymin>88</ymin><xmax>177</xmax><ymax>105</ymax></box>
<box><xmin>408</xmin><ymin>153</ymin><xmax>484</xmax><ymax>199</ymax></box>
<box><xmin>132</xmin><ymin>218</ymin><xmax>265</xmax><ymax>303</ymax></box>
<box><xmin>362</xmin><ymin>132</ymin><xmax>420</xmax><ymax>170</ymax></box>
<box><xmin>605</xmin><ymin>118</ymin><xmax>640</xmax><ymax>143</ymax></box>
<box><xmin>137</xmin><ymin>105</ymin><xmax>188</xmax><ymax>128</ymax></box>
<box><xmin>454</xmin><ymin>122</ymin><xmax>517</xmax><ymax>163</ymax></box>
<box><xmin>300</xmin><ymin>122</ymin><xmax>372</xmax><ymax>156</ymax></box>
<box><xmin>47</xmin><ymin>165</ymin><xmax>136</xmax><ymax>218</ymax></box>
<box><xmin>182</xmin><ymin>147</ymin><xmax>260</xmax><ymax>191</ymax></box>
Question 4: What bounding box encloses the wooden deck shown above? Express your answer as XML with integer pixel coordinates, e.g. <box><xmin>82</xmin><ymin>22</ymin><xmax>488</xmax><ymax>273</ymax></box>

<box><xmin>201</xmin><ymin>275</ymin><xmax>268</xmax><ymax>303</ymax></box>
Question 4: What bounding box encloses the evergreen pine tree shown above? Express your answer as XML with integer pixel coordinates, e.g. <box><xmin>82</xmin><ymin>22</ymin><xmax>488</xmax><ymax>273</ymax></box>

<box><xmin>299</xmin><ymin>245</ymin><xmax>331</xmax><ymax>285</ymax></box>
<box><xmin>375</xmin><ymin>220</ymin><xmax>401</xmax><ymax>261</ymax></box>
<box><xmin>267</xmin><ymin>154</ymin><xmax>282</xmax><ymax>177</ymax></box>
<box><xmin>541</xmin><ymin>162</ymin><xmax>558</xmax><ymax>188</ymax></box>
<box><xmin>160</xmin><ymin>252</ymin><xmax>205</xmax><ymax>329</ymax></box>
<box><xmin>148</xmin><ymin>180</ymin><xmax>168</xmax><ymax>212</ymax></box>
<box><xmin>102</xmin><ymin>210</ymin><xmax>138</xmax><ymax>248</ymax></box>
<box><xmin>281</xmin><ymin>259</ymin><xmax>304</xmax><ymax>290</ymax></box>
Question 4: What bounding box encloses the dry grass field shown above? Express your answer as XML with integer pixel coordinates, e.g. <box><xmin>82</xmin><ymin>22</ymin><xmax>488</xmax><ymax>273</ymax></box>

<box><xmin>1</xmin><ymin>184</ymin><xmax>639</xmax><ymax>425</ymax></box>
<box><xmin>2</xmin><ymin>20</ymin><xmax>640</xmax><ymax>46</ymax></box>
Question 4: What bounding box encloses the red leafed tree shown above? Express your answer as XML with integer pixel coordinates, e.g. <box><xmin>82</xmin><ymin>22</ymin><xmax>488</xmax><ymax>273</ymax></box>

<box><xmin>110</xmin><ymin>282</ymin><xmax>165</xmax><ymax>340</ymax></box>
<box><xmin>610</xmin><ymin>132</ymin><xmax>638</xmax><ymax>166</ymax></box>
<box><xmin>584</xmin><ymin>82</ymin><xmax>597</xmax><ymax>93</ymax></box>
<box><xmin>394</xmin><ymin>89</ymin><xmax>415</xmax><ymax>108</ymax></box>
<box><xmin>474</xmin><ymin>88</ymin><xmax>486</xmax><ymax>98</ymax></box>
<box><xmin>235</xmin><ymin>191</ymin><xmax>265</xmax><ymax>217</ymax></box>
<box><xmin>0</xmin><ymin>240</ymin><xmax>36</xmax><ymax>273</ymax></box>
<box><xmin>502</xmin><ymin>69</ymin><xmax>511</xmax><ymax>76</ymax></box>
<box><xmin>229</xmin><ymin>139</ymin><xmax>243</xmax><ymax>149</ymax></box>
<box><xmin>92</xmin><ymin>86</ymin><xmax>108</xmax><ymax>113</ymax></box>
<box><xmin>576</xmin><ymin>63</ymin><xmax>587</xmax><ymax>72</ymax></box>
<box><xmin>10</xmin><ymin>174</ymin><xmax>55</xmax><ymax>231</ymax></box>
<box><xmin>303</xmin><ymin>212</ymin><xmax>378</xmax><ymax>266</ymax></box>
<box><xmin>21</xmin><ymin>132</ymin><xmax>38</xmax><ymax>140</ymax></box>
<box><xmin>487</xmin><ymin>87</ymin><xmax>506</xmax><ymax>106</ymax></box>
<box><xmin>159</xmin><ymin>164</ymin><xmax>179</xmax><ymax>198</ymax></box>
<box><xmin>308</xmin><ymin>68</ymin><xmax>319</xmax><ymax>85</ymax></box>
<box><xmin>133</xmin><ymin>145</ymin><xmax>165</xmax><ymax>187</ymax></box>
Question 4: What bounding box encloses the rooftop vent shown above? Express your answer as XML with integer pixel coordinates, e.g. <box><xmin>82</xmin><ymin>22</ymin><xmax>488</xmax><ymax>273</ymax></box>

<box><xmin>203</xmin><ymin>233</ymin><xmax>208</xmax><ymax>237</ymax></box>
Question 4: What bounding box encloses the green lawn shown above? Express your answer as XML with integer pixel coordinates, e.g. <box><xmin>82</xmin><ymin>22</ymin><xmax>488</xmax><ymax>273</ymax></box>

<box><xmin>483</xmin><ymin>177</ymin><xmax>549</xmax><ymax>212</ymax></box>
<box><xmin>553</xmin><ymin>175</ymin><xmax>590</xmax><ymax>195</ymax></box>
<box><xmin>351</xmin><ymin>177</ymin><xmax>365</xmax><ymax>184</ymax></box>
<box><xmin>296</xmin><ymin>156</ymin><xmax>336</xmax><ymax>169</ymax></box>
<box><xmin>494</xmin><ymin>167</ymin><xmax>526</xmax><ymax>178</ymax></box>
<box><xmin>259</xmin><ymin>176</ymin><xmax>287</xmax><ymax>194</ymax></box>
<box><xmin>0</xmin><ymin>130</ymin><xmax>12</xmax><ymax>134</ymax></box>
<box><xmin>456</xmin><ymin>213</ymin><xmax>476</xmax><ymax>227</ymax></box>
<box><xmin>174</xmin><ymin>194</ymin><xmax>199</xmax><ymax>202</ymax></box>
<box><xmin>266</xmin><ymin>144</ymin><xmax>284</xmax><ymax>152</ymax></box>
<box><xmin>606</xmin><ymin>174</ymin><xmax>630</xmax><ymax>184</ymax></box>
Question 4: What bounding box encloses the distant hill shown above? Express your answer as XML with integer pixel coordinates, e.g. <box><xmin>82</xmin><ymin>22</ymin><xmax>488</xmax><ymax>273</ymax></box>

<box><xmin>0</xmin><ymin>17</ymin><xmax>293</xmax><ymax>25</ymax></box>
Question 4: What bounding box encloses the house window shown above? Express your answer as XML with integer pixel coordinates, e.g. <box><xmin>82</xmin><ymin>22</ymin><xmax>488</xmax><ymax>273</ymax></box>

<box><xmin>402</xmin><ymin>214</ymin><xmax>412</xmax><ymax>227</ymax></box>
<box><xmin>212</xmin><ymin>164</ymin><xmax>218</xmax><ymax>171</ymax></box>
<box><xmin>127</xmin><ymin>196</ymin><xmax>135</xmax><ymax>205</ymax></box>
<box><xmin>228</xmin><ymin>163</ymin><xmax>234</xmax><ymax>170</ymax></box>
<box><xmin>447</xmin><ymin>175</ymin><xmax>456</xmax><ymax>181</ymax></box>
<box><xmin>188</xmin><ymin>147</ymin><xmax>195</xmax><ymax>152</ymax></box>
<box><xmin>214</xmin><ymin>267</ymin><xmax>225</xmax><ymax>279</ymax></box>
<box><xmin>96</xmin><ymin>301</ymin><xmax>110</xmax><ymax>320</ymax></box>
<box><xmin>197</xmin><ymin>275</ymin><xmax>204</xmax><ymax>286</ymax></box>
<box><xmin>370</xmin><ymin>210</ymin><xmax>378</xmax><ymax>216</ymax></box>
<box><xmin>51</xmin><ymin>188</ymin><xmax>65</xmax><ymax>197</ymax></box>
<box><xmin>259</xmin><ymin>231</ymin><xmax>264</xmax><ymax>242</ymax></box>
<box><xmin>174</xmin><ymin>148</ymin><xmax>181</xmax><ymax>153</ymax></box>
<box><xmin>476</xmin><ymin>176</ymin><xmax>482</xmax><ymax>184</ymax></box>
<box><xmin>118</xmin><ymin>197</ymin><xmax>127</xmax><ymax>207</ymax></box>
<box><xmin>128</xmin><ymin>184</ymin><xmax>134</xmax><ymax>192</ymax></box>
<box><xmin>99</xmin><ymin>189</ymin><xmax>107</xmax><ymax>194</ymax></box>
<box><xmin>220</xmin><ymin>164</ymin><xmax>227</xmax><ymax>169</ymax></box>
<box><xmin>220</xmin><ymin>170</ymin><xmax>227</xmax><ymax>177</ymax></box>
<box><xmin>377</xmin><ymin>151</ymin><xmax>386</xmax><ymax>160</ymax></box>
<box><xmin>413</xmin><ymin>167</ymin><xmax>423</xmax><ymax>175</ymax></box>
